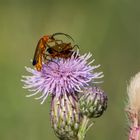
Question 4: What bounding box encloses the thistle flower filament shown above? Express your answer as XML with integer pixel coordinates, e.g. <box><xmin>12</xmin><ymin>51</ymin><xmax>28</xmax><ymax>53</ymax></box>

<box><xmin>21</xmin><ymin>53</ymin><xmax>103</xmax><ymax>104</ymax></box>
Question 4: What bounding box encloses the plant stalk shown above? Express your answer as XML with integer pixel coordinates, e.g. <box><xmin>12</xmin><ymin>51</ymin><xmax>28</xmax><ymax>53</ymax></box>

<box><xmin>78</xmin><ymin>116</ymin><xmax>93</xmax><ymax>140</ymax></box>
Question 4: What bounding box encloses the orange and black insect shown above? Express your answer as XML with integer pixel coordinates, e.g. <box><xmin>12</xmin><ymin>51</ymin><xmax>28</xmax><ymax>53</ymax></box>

<box><xmin>32</xmin><ymin>33</ymin><xmax>78</xmax><ymax>71</ymax></box>
<box><xmin>46</xmin><ymin>33</ymin><xmax>78</xmax><ymax>59</ymax></box>
<box><xmin>32</xmin><ymin>35</ymin><xmax>51</xmax><ymax>71</ymax></box>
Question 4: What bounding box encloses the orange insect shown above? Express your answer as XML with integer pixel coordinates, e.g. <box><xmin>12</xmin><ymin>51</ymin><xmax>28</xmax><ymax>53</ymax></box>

<box><xmin>32</xmin><ymin>35</ymin><xmax>50</xmax><ymax>71</ymax></box>
<box><xmin>32</xmin><ymin>33</ymin><xmax>77</xmax><ymax>71</ymax></box>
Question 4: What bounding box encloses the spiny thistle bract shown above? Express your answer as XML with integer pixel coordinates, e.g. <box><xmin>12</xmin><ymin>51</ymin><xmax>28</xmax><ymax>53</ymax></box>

<box><xmin>79</xmin><ymin>86</ymin><xmax>107</xmax><ymax>118</ymax></box>
<box><xmin>51</xmin><ymin>93</ymin><xmax>80</xmax><ymax>140</ymax></box>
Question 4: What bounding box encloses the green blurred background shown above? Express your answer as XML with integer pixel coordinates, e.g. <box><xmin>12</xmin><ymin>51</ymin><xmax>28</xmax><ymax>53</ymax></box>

<box><xmin>0</xmin><ymin>0</ymin><xmax>140</xmax><ymax>140</ymax></box>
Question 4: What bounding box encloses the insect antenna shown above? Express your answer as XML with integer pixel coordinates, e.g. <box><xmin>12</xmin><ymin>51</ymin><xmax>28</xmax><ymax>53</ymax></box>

<box><xmin>51</xmin><ymin>32</ymin><xmax>74</xmax><ymax>42</ymax></box>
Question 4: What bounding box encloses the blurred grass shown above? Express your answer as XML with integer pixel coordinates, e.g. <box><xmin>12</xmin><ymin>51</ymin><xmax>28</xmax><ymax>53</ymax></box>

<box><xmin>0</xmin><ymin>0</ymin><xmax>140</xmax><ymax>140</ymax></box>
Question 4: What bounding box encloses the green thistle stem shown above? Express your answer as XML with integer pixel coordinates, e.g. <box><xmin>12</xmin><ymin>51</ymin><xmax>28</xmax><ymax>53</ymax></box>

<box><xmin>78</xmin><ymin>116</ymin><xmax>94</xmax><ymax>140</ymax></box>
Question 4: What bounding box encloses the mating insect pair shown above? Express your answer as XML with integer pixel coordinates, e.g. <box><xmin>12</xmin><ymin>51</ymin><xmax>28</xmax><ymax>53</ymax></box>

<box><xmin>32</xmin><ymin>33</ymin><xmax>78</xmax><ymax>71</ymax></box>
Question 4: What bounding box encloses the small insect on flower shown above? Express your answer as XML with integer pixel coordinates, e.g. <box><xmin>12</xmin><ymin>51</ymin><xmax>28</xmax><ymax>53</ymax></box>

<box><xmin>32</xmin><ymin>35</ymin><xmax>50</xmax><ymax>71</ymax></box>
<box><xmin>32</xmin><ymin>32</ymin><xmax>78</xmax><ymax>71</ymax></box>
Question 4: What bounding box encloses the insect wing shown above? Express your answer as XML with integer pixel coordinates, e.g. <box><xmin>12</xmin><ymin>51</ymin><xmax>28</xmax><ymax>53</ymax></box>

<box><xmin>32</xmin><ymin>39</ymin><xmax>42</xmax><ymax>66</ymax></box>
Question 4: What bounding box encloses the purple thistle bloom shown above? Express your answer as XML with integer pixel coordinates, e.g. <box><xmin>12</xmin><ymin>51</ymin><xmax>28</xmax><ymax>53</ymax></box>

<box><xmin>21</xmin><ymin>53</ymin><xmax>103</xmax><ymax>104</ymax></box>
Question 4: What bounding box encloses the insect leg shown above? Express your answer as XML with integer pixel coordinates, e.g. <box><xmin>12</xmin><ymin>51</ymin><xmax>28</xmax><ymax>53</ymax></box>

<box><xmin>54</xmin><ymin>39</ymin><xmax>63</xmax><ymax>44</ymax></box>
<box><xmin>42</xmin><ymin>53</ymin><xmax>48</xmax><ymax>60</ymax></box>
<box><xmin>43</xmin><ymin>53</ymin><xmax>59</xmax><ymax>68</ymax></box>
<box><xmin>72</xmin><ymin>44</ymin><xmax>79</xmax><ymax>49</ymax></box>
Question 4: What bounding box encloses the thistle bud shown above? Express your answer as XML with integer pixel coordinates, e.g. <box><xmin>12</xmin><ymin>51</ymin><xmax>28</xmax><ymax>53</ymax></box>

<box><xmin>79</xmin><ymin>86</ymin><xmax>107</xmax><ymax>118</ymax></box>
<box><xmin>50</xmin><ymin>93</ymin><xmax>81</xmax><ymax>140</ymax></box>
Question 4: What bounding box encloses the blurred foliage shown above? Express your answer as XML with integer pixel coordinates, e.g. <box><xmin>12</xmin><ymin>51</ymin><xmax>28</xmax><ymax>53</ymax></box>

<box><xmin>0</xmin><ymin>0</ymin><xmax>140</xmax><ymax>140</ymax></box>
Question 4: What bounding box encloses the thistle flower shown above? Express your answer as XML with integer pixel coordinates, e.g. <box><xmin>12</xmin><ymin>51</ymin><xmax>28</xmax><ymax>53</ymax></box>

<box><xmin>21</xmin><ymin>53</ymin><xmax>103</xmax><ymax>104</ymax></box>
<box><xmin>79</xmin><ymin>86</ymin><xmax>107</xmax><ymax>118</ymax></box>
<box><xmin>126</xmin><ymin>72</ymin><xmax>140</xmax><ymax>140</ymax></box>
<box><xmin>51</xmin><ymin>93</ymin><xmax>80</xmax><ymax>140</ymax></box>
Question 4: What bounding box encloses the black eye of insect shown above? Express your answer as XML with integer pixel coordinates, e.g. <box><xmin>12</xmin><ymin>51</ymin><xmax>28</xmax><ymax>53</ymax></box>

<box><xmin>47</xmin><ymin>48</ymin><xmax>54</xmax><ymax>54</ymax></box>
